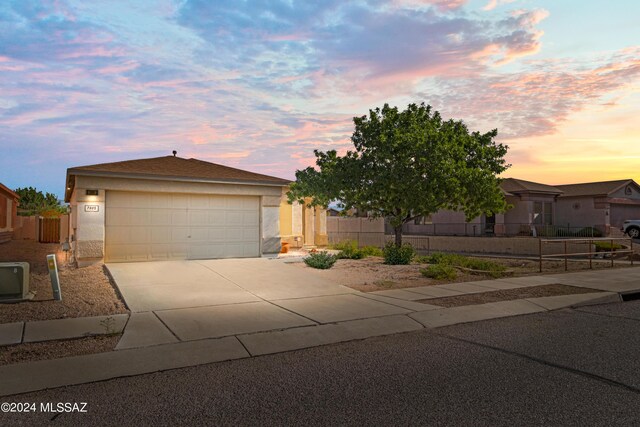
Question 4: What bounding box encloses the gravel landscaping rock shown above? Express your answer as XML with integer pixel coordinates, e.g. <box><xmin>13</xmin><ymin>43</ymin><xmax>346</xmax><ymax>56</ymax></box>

<box><xmin>0</xmin><ymin>241</ymin><xmax>128</xmax><ymax>323</ymax></box>
<box><xmin>423</xmin><ymin>284</ymin><xmax>603</xmax><ymax>308</ymax></box>
<box><xmin>0</xmin><ymin>335</ymin><xmax>120</xmax><ymax>366</ymax></box>
<box><xmin>291</xmin><ymin>255</ymin><xmax>635</xmax><ymax>292</ymax></box>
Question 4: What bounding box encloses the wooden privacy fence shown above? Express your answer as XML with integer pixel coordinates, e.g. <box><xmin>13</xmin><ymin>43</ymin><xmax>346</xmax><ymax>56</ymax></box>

<box><xmin>39</xmin><ymin>217</ymin><xmax>60</xmax><ymax>243</ymax></box>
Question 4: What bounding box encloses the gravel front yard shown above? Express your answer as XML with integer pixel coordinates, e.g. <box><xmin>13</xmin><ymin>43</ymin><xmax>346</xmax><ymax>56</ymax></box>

<box><xmin>0</xmin><ymin>335</ymin><xmax>120</xmax><ymax>366</ymax></box>
<box><xmin>0</xmin><ymin>240</ymin><xmax>128</xmax><ymax>324</ymax></box>
<box><xmin>423</xmin><ymin>284</ymin><xmax>602</xmax><ymax>308</ymax></box>
<box><xmin>292</xmin><ymin>255</ymin><xmax>635</xmax><ymax>292</ymax></box>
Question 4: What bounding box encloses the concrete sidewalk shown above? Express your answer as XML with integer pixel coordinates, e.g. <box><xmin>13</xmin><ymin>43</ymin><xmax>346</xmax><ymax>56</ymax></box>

<box><xmin>1</xmin><ymin>266</ymin><xmax>638</xmax><ymax>396</ymax></box>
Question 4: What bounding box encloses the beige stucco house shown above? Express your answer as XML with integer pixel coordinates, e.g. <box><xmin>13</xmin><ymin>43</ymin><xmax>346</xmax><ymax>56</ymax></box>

<box><xmin>400</xmin><ymin>178</ymin><xmax>640</xmax><ymax>237</ymax></box>
<box><xmin>555</xmin><ymin>179</ymin><xmax>640</xmax><ymax>233</ymax></box>
<box><xmin>65</xmin><ymin>155</ymin><xmax>326</xmax><ymax>266</ymax></box>
<box><xmin>0</xmin><ymin>183</ymin><xmax>19</xmax><ymax>244</ymax></box>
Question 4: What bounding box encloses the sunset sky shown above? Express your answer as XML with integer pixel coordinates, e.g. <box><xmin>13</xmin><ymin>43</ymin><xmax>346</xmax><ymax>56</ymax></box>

<box><xmin>1</xmin><ymin>0</ymin><xmax>638</xmax><ymax>198</ymax></box>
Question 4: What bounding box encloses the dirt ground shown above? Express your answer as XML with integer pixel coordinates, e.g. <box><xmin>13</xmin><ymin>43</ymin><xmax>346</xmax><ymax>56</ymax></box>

<box><xmin>0</xmin><ymin>335</ymin><xmax>120</xmax><ymax>366</ymax></box>
<box><xmin>423</xmin><ymin>284</ymin><xmax>602</xmax><ymax>308</ymax></box>
<box><xmin>0</xmin><ymin>240</ymin><xmax>128</xmax><ymax>323</ymax></box>
<box><xmin>292</xmin><ymin>255</ymin><xmax>637</xmax><ymax>292</ymax></box>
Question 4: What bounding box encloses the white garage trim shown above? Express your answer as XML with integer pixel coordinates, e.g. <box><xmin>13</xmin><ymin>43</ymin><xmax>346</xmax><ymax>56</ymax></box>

<box><xmin>105</xmin><ymin>191</ymin><xmax>260</xmax><ymax>262</ymax></box>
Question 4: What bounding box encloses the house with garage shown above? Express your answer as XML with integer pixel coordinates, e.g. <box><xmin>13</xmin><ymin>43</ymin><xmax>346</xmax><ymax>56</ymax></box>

<box><xmin>555</xmin><ymin>179</ymin><xmax>640</xmax><ymax>234</ymax></box>
<box><xmin>65</xmin><ymin>155</ymin><xmax>327</xmax><ymax>266</ymax></box>
<box><xmin>0</xmin><ymin>183</ymin><xmax>19</xmax><ymax>244</ymax></box>
<box><xmin>398</xmin><ymin>178</ymin><xmax>640</xmax><ymax>237</ymax></box>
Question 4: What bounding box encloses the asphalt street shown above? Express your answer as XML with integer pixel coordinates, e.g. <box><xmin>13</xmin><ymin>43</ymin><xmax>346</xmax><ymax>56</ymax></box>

<box><xmin>2</xmin><ymin>300</ymin><xmax>639</xmax><ymax>426</ymax></box>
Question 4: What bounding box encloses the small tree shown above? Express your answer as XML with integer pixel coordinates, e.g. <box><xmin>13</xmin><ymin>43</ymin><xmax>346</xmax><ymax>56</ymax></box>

<box><xmin>287</xmin><ymin>103</ymin><xmax>510</xmax><ymax>246</ymax></box>
<box><xmin>14</xmin><ymin>187</ymin><xmax>68</xmax><ymax>217</ymax></box>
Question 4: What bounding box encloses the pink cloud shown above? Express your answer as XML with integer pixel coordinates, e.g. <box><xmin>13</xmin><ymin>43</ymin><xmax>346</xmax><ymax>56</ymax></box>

<box><xmin>392</xmin><ymin>0</ymin><xmax>468</xmax><ymax>11</ymax></box>
<box><xmin>426</xmin><ymin>47</ymin><xmax>640</xmax><ymax>139</ymax></box>
<box><xmin>482</xmin><ymin>0</ymin><xmax>516</xmax><ymax>11</ymax></box>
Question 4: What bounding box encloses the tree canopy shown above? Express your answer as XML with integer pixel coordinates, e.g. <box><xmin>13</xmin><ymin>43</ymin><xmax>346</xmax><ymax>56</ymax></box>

<box><xmin>14</xmin><ymin>187</ymin><xmax>68</xmax><ymax>217</ymax></box>
<box><xmin>287</xmin><ymin>103</ymin><xmax>510</xmax><ymax>245</ymax></box>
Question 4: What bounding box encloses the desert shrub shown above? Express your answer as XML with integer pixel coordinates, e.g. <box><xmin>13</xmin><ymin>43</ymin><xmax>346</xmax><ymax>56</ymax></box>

<box><xmin>333</xmin><ymin>240</ymin><xmax>383</xmax><ymax>259</ymax></box>
<box><xmin>594</xmin><ymin>241</ymin><xmax>623</xmax><ymax>251</ymax></box>
<box><xmin>333</xmin><ymin>240</ymin><xmax>364</xmax><ymax>259</ymax></box>
<box><xmin>383</xmin><ymin>242</ymin><xmax>415</xmax><ymax>265</ymax></box>
<box><xmin>421</xmin><ymin>264</ymin><xmax>457</xmax><ymax>280</ymax></box>
<box><xmin>304</xmin><ymin>251</ymin><xmax>337</xmax><ymax>269</ymax></box>
<box><xmin>414</xmin><ymin>255</ymin><xmax>431</xmax><ymax>264</ymax></box>
<box><xmin>425</xmin><ymin>252</ymin><xmax>466</xmax><ymax>266</ymax></box>
<box><xmin>332</xmin><ymin>240</ymin><xmax>358</xmax><ymax>251</ymax></box>
<box><xmin>426</xmin><ymin>252</ymin><xmax>506</xmax><ymax>278</ymax></box>
<box><xmin>359</xmin><ymin>245</ymin><xmax>384</xmax><ymax>257</ymax></box>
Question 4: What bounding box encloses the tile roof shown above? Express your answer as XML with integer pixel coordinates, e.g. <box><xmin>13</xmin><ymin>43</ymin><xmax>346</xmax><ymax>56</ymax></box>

<box><xmin>555</xmin><ymin>179</ymin><xmax>634</xmax><ymax>197</ymax></box>
<box><xmin>500</xmin><ymin>178</ymin><xmax>563</xmax><ymax>194</ymax></box>
<box><xmin>67</xmin><ymin>156</ymin><xmax>291</xmax><ymax>186</ymax></box>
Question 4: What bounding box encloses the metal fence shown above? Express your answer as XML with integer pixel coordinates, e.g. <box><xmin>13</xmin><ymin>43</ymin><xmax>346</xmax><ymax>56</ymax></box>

<box><xmin>539</xmin><ymin>237</ymin><xmax>634</xmax><ymax>272</ymax></box>
<box><xmin>389</xmin><ymin>222</ymin><xmax>604</xmax><ymax>238</ymax></box>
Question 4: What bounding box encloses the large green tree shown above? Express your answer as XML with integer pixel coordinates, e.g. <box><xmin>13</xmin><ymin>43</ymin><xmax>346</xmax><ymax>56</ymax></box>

<box><xmin>287</xmin><ymin>103</ymin><xmax>510</xmax><ymax>246</ymax></box>
<box><xmin>14</xmin><ymin>187</ymin><xmax>67</xmax><ymax>216</ymax></box>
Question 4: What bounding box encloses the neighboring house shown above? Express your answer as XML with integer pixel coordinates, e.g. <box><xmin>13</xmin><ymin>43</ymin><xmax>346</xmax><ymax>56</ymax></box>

<box><xmin>65</xmin><ymin>155</ymin><xmax>327</xmax><ymax>266</ymax></box>
<box><xmin>555</xmin><ymin>179</ymin><xmax>640</xmax><ymax>232</ymax></box>
<box><xmin>402</xmin><ymin>178</ymin><xmax>640</xmax><ymax>237</ymax></box>
<box><xmin>326</xmin><ymin>208</ymin><xmax>341</xmax><ymax>217</ymax></box>
<box><xmin>0</xmin><ymin>183</ymin><xmax>19</xmax><ymax>244</ymax></box>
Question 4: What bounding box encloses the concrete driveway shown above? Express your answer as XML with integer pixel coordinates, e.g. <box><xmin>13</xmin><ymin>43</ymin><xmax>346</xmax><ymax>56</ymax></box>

<box><xmin>106</xmin><ymin>258</ymin><xmax>411</xmax><ymax>347</ymax></box>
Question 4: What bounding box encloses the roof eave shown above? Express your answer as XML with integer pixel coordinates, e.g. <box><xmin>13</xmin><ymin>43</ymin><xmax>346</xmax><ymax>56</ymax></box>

<box><xmin>0</xmin><ymin>183</ymin><xmax>20</xmax><ymax>200</ymax></box>
<box><xmin>65</xmin><ymin>169</ymin><xmax>292</xmax><ymax>194</ymax></box>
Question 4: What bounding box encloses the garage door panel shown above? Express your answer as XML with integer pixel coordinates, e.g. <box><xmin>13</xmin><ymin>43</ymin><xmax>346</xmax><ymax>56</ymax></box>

<box><xmin>243</xmin><ymin>227</ymin><xmax>259</xmax><ymax>241</ymax></box>
<box><xmin>129</xmin><ymin>208</ymin><xmax>151</xmax><ymax>226</ymax></box>
<box><xmin>243</xmin><ymin>212</ymin><xmax>259</xmax><ymax>226</ymax></box>
<box><xmin>226</xmin><ymin>212</ymin><xmax>244</xmax><ymax>226</ymax></box>
<box><xmin>150</xmin><ymin>228</ymin><xmax>170</xmax><ymax>244</ymax></box>
<box><xmin>207</xmin><ymin>211</ymin><xmax>226</xmax><ymax>224</ymax></box>
<box><xmin>206</xmin><ymin>228</ymin><xmax>226</xmax><ymax>241</ymax></box>
<box><xmin>225</xmin><ymin>227</ymin><xmax>244</xmax><ymax>241</ymax></box>
<box><xmin>189</xmin><ymin>195</ymin><xmax>210</xmax><ymax>209</ymax></box>
<box><xmin>170</xmin><ymin>227</ymin><xmax>190</xmax><ymax>243</ymax></box>
<box><xmin>171</xmin><ymin>210</ymin><xmax>188</xmax><ymax>226</ymax></box>
<box><xmin>150</xmin><ymin>210</ymin><xmax>170</xmax><ymax>226</ymax></box>
<box><xmin>149</xmin><ymin>244</ymin><xmax>170</xmax><ymax>261</ymax></box>
<box><xmin>188</xmin><ymin>211</ymin><xmax>209</xmax><ymax>226</ymax></box>
<box><xmin>170</xmin><ymin>244</ymin><xmax>189</xmax><ymax>259</ymax></box>
<box><xmin>106</xmin><ymin>191</ymin><xmax>261</xmax><ymax>262</ymax></box>
<box><xmin>242</xmin><ymin>197</ymin><xmax>260</xmax><ymax>209</ymax></box>
<box><xmin>170</xmin><ymin>194</ymin><xmax>189</xmax><ymax>208</ymax></box>
<box><xmin>105</xmin><ymin>210</ymin><xmax>127</xmax><ymax>227</ymax></box>
<box><xmin>189</xmin><ymin>227</ymin><xmax>213</xmax><ymax>242</ymax></box>
<box><xmin>149</xmin><ymin>194</ymin><xmax>170</xmax><ymax>209</ymax></box>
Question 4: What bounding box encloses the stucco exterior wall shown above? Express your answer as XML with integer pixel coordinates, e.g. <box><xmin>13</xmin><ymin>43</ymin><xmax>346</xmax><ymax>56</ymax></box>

<box><xmin>426</xmin><ymin>236</ymin><xmax>591</xmax><ymax>256</ymax></box>
<box><xmin>555</xmin><ymin>197</ymin><xmax>606</xmax><ymax>229</ymax></box>
<box><xmin>76</xmin><ymin>176</ymin><xmax>283</xmax><ymax>197</ymax></box>
<box><xmin>0</xmin><ymin>197</ymin><xmax>12</xmax><ymax>232</ymax></box>
<box><xmin>314</xmin><ymin>206</ymin><xmax>328</xmax><ymax>246</ymax></box>
<box><xmin>611</xmin><ymin>183</ymin><xmax>640</xmax><ymax>199</ymax></box>
<box><xmin>12</xmin><ymin>216</ymin><xmax>37</xmax><ymax>240</ymax></box>
<box><xmin>279</xmin><ymin>199</ymin><xmax>293</xmax><ymax>236</ymax></box>
<box><xmin>327</xmin><ymin>217</ymin><xmax>385</xmax><ymax>233</ymax></box>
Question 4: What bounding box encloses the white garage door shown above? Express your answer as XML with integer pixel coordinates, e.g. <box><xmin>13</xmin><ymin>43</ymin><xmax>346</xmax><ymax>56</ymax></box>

<box><xmin>105</xmin><ymin>191</ymin><xmax>260</xmax><ymax>262</ymax></box>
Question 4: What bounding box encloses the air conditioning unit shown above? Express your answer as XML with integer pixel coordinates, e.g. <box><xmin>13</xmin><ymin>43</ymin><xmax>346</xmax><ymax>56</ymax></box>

<box><xmin>0</xmin><ymin>262</ymin><xmax>31</xmax><ymax>301</ymax></box>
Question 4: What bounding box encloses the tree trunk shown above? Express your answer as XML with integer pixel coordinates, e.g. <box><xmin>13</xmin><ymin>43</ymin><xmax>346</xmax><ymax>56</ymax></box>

<box><xmin>394</xmin><ymin>225</ymin><xmax>403</xmax><ymax>247</ymax></box>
